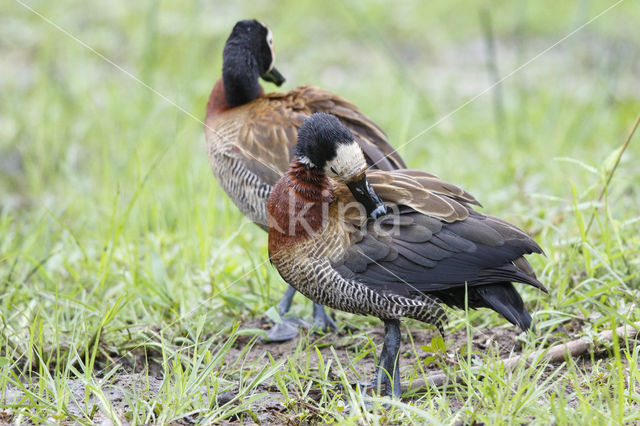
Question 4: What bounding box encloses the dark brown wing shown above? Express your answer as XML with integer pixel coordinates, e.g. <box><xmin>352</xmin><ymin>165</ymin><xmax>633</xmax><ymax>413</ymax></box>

<box><xmin>234</xmin><ymin>86</ymin><xmax>405</xmax><ymax>187</ymax></box>
<box><xmin>335</xmin><ymin>169</ymin><xmax>481</xmax><ymax>227</ymax></box>
<box><xmin>291</xmin><ymin>86</ymin><xmax>406</xmax><ymax>171</ymax></box>
<box><xmin>333</xmin><ymin>170</ymin><xmax>546</xmax><ymax>296</ymax></box>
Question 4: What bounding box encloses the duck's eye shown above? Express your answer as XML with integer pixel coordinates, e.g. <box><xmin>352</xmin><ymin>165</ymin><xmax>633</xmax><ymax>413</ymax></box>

<box><xmin>330</xmin><ymin>166</ymin><xmax>338</xmax><ymax>175</ymax></box>
<box><xmin>266</xmin><ymin>32</ymin><xmax>273</xmax><ymax>46</ymax></box>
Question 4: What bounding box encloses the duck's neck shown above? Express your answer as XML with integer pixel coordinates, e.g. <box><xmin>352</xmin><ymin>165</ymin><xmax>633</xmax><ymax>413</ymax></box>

<box><xmin>267</xmin><ymin>160</ymin><xmax>333</xmax><ymax>247</ymax></box>
<box><xmin>222</xmin><ymin>49</ymin><xmax>262</xmax><ymax>107</ymax></box>
<box><xmin>207</xmin><ymin>79</ymin><xmax>229</xmax><ymax>115</ymax></box>
<box><xmin>287</xmin><ymin>160</ymin><xmax>331</xmax><ymax>202</ymax></box>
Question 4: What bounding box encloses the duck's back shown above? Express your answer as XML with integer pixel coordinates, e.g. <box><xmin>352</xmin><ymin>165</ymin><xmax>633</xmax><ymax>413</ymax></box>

<box><xmin>205</xmin><ymin>83</ymin><xmax>406</xmax><ymax>228</ymax></box>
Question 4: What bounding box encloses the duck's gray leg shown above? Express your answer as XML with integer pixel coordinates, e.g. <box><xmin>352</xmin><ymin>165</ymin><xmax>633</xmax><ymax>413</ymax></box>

<box><xmin>277</xmin><ymin>285</ymin><xmax>296</xmax><ymax>315</ymax></box>
<box><xmin>381</xmin><ymin>319</ymin><xmax>402</xmax><ymax>398</ymax></box>
<box><xmin>312</xmin><ymin>302</ymin><xmax>338</xmax><ymax>332</ymax></box>
<box><xmin>360</xmin><ymin>319</ymin><xmax>401</xmax><ymax>398</ymax></box>
<box><xmin>364</xmin><ymin>341</ymin><xmax>388</xmax><ymax>393</ymax></box>
<box><xmin>266</xmin><ymin>286</ymin><xmax>336</xmax><ymax>342</ymax></box>
<box><xmin>365</xmin><ymin>319</ymin><xmax>401</xmax><ymax>398</ymax></box>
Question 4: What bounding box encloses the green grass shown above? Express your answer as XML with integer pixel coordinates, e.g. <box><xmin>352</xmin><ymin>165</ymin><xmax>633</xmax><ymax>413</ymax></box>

<box><xmin>1</xmin><ymin>0</ymin><xmax>639</xmax><ymax>424</ymax></box>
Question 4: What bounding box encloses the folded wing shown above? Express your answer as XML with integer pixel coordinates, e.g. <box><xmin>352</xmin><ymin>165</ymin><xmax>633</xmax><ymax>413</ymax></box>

<box><xmin>333</xmin><ymin>169</ymin><xmax>546</xmax><ymax>298</ymax></box>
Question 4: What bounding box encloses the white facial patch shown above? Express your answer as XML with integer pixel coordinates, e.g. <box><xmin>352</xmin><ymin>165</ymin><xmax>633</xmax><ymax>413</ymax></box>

<box><xmin>326</xmin><ymin>142</ymin><xmax>367</xmax><ymax>182</ymax></box>
<box><xmin>297</xmin><ymin>155</ymin><xmax>316</xmax><ymax>168</ymax></box>
<box><xmin>265</xmin><ymin>27</ymin><xmax>275</xmax><ymax>71</ymax></box>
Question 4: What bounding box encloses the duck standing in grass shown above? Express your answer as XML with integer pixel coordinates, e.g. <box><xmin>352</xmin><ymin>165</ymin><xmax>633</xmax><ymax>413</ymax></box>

<box><xmin>267</xmin><ymin>113</ymin><xmax>547</xmax><ymax>398</ymax></box>
<box><xmin>205</xmin><ymin>20</ymin><xmax>406</xmax><ymax>342</ymax></box>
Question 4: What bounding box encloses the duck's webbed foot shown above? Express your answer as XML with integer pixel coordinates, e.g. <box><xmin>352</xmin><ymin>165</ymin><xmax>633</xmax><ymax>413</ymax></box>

<box><xmin>265</xmin><ymin>286</ymin><xmax>307</xmax><ymax>342</ymax></box>
<box><xmin>265</xmin><ymin>286</ymin><xmax>336</xmax><ymax>342</ymax></box>
<box><xmin>265</xmin><ymin>316</ymin><xmax>310</xmax><ymax>342</ymax></box>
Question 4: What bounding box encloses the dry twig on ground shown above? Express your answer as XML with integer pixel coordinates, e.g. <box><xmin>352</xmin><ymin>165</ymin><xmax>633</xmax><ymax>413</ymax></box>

<box><xmin>404</xmin><ymin>321</ymin><xmax>640</xmax><ymax>391</ymax></box>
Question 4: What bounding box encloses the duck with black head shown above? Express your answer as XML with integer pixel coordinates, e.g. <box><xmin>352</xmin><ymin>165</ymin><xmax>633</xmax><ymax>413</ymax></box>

<box><xmin>267</xmin><ymin>113</ymin><xmax>547</xmax><ymax>398</ymax></box>
<box><xmin>205</xmin><ymin>20</ymin><xmax>407</xmax><ymax>342</ymax></box>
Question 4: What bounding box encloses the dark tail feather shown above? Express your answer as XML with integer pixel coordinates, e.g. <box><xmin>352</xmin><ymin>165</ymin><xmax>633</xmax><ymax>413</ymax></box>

<box><xmin>472</xmin><ymin>283</ymin><xmax>532</xmax><ymax>331</ymax></box>
<box><xmin>431</xmin><ymin>282</ymin><xmax>533</xmax><ymax>331</ymax></box>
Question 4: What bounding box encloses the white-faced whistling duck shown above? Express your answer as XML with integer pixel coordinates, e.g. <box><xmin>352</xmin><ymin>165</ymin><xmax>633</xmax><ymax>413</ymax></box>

<box><xmin>205</xmin><ymin>20</ymin><xmax>407</xmax><ymax>342</ymax></box>
<box><xmin>267</xmin><ymin>113</ymin><xmax>547</xmax><ymax>398</ymax></box>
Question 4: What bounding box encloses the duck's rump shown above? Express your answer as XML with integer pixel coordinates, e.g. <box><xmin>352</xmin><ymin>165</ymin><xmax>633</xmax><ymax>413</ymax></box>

<box><xmin>429</xmin><ymin>281</ymin><xmax>534</xmax><ymax>330</ymax></box>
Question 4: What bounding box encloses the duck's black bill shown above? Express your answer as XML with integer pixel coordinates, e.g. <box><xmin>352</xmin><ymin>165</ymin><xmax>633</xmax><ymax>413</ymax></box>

<box><xmin>347</xmin><ymin>176</ymin><xmax>387</xmax><ymax>219</ymax></box>
<box><xmin>262</xmin><ymin>67</ymin><xmax>286</xmax><ymax>86</ymax></box>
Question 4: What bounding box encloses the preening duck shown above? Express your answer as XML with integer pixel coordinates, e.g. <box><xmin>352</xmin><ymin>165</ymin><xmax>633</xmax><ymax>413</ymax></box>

<box><xmin>267</xmin><ymin>113</ymin><xmax>547</xmax><ymax>398</ymax></box>
<box><xmin>205</xmin><ymin>20</ymin><xmax>406</xmax><ymax>342</ymax></box>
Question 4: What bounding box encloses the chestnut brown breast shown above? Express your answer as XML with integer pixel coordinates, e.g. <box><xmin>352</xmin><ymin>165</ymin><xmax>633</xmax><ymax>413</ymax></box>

<box><xmin>267</xmin><ymin>165</ymin><xmax>334</xmax><ymax>258</ymax></box>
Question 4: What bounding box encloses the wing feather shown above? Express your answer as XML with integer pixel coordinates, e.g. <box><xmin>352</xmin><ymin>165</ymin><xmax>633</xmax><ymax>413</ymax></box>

<box><xmin>218</xmin><ymin>86</ymin><xmax>407</xmax><ymax>187</ymax></box>
<box><xmin>332</xmin><ymin>169</ymin><xmax>545</xmax><ymax>297</ymax></box>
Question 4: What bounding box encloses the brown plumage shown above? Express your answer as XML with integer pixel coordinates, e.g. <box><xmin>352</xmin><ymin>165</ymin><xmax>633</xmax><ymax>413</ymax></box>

<box><xmin>205</xmin><ymin>20</ymin><xmax>405</xmax><ymax>341</ymax></box>
<box><xmin>267</xmin><ymin>113</ymin><xmax>547</xmax><ymax>398</ymax></box>
<box><xmin>206</xmin><ymin>85</ymin><xmax>405</xmax><ymax>227</ymax></box>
